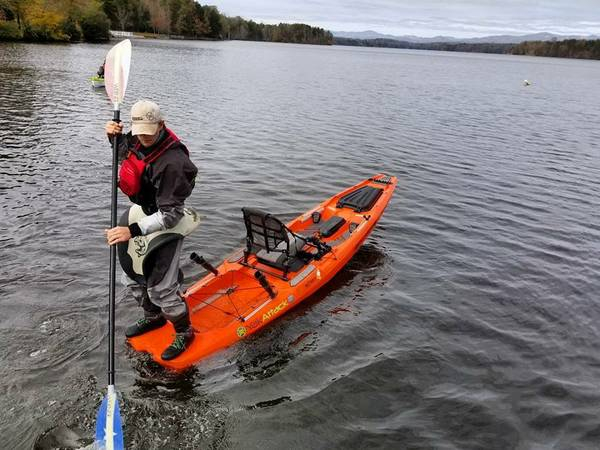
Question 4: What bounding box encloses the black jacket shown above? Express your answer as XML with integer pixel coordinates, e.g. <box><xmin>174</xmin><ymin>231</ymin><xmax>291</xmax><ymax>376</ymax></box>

<box><xmin>113</xmin><ymin>130</ymin><xmax>198</xmax><ymax>223</ymax></box>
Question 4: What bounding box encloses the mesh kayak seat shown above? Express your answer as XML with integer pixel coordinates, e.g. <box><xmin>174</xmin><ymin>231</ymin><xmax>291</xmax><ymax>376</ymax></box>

<box><xmin>242</xmin><ymin>208</ymin><xmax>308</xmax><ymax>274</ymax></box>
<box><xmin>336</xmin><ymin>186</ymin><xmax>383</xmax><ymax>212</ymax></box>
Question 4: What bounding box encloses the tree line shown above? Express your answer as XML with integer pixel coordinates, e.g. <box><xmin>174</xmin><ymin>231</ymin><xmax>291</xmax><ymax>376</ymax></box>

<box><xmin>334</xmin><ymin>36</ymin><xmax>600</xmax><ymax>60</ymax></box>
<box><xmin>0</xmin><ymin>0</ymin><xmax>110</xmax><ymax>41</ymax></box>
<box><xmin>511</xmin><ymin>39</ymin><xmax>600</xmax><ymax>59</ymax></box>
<box><xmin>334</xmin><ymin>37</ymin><xmax>514</xmax><ymax>55</ymax></box>
<box><xmin>0</xmin><ymin>0</ymin><xmax>332</xmax><ymax>44</ymax></box>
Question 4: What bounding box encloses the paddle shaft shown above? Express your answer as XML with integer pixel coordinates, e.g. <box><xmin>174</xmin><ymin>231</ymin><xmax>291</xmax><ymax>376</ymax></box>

<box><xmin>95</xmin><ymin>39</ymin><xmax>130</xmax><ymax>449</ymax></box>
<box><xmin>108</xmin><ymin>108</ymin><xmax>120</xmax><ymax>386</ymax></box>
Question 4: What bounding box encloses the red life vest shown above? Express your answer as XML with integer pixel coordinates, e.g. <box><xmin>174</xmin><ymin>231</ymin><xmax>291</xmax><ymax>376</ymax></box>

<box><xmin>118</xmin><ymin>128</ymin><xmax>180</xmax><ymax>197</ymax></box>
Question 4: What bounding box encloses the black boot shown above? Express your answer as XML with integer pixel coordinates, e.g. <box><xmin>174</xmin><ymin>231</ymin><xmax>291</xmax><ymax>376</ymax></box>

<box><xmin>125</xmin><ymin>315</ymin><xmax>166</xmax><ymax>338</ymax></box>
<box><xmin>161</xmin><ymin>309</ymin><xmax>194</xmax><ymax>360</ymax></box>
<box><xmin>161</xmin><ymin>327</ymin><xmax>194</xmax><ymax>360</ymax></box>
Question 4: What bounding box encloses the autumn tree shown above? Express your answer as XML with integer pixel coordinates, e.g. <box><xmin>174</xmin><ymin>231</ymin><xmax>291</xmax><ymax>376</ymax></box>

<box><xmin>145</xmin><ymin>0</ymin><xmax>168</xmax><ymax>34</ymax></box>
<box><xmin>0</xmin><ymin>0</ymin><xmax>26</xmax><ymax>29</ymax></box>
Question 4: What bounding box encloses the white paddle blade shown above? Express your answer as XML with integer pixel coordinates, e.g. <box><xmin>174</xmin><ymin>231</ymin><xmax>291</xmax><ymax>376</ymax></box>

<box><xmin>104</xmin><ymin>39</ymin><xmax>132</xmax><ymax>107</ymax></box>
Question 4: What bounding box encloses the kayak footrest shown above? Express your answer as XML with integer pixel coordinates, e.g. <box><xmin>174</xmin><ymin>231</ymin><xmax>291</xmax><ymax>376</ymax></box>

<box><xmin>319</xmin><ymin>216</ymin><xmax>346</xmax><ymax>237</ymax></box>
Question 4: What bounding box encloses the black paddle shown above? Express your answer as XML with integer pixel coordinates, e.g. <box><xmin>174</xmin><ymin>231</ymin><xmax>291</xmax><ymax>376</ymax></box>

<box><xmin>95</xmin><ymin>38</ymin><xmax>131</xmax><ymax>450</ymax></box>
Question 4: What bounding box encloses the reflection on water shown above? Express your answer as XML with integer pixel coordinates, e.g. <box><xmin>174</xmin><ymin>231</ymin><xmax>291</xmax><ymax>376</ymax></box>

<box><xmin>235</xmin><ymin>328</ymin><xmax>294</xmax><ymax>382</ymax></box>
<box><xmin>122</xmin><ymin>387</ymin><xmax>230</xmax><ymax>449</ymax></box>
<box><xmin>233</xmin><ymin>244</ymin><xmax>388</xmax><ymax>383</ymax></box>
<box><xmin>34</xmin><ymin>426</ymin><xmax>92</xmax><ymax>450</ymax></box>
<box><xmin>31</xmin><ymin>375</ymin><xmax>100</xmax><ymax>450</ymax></box>
<box><xmin>129</xmin><ymin>351</ymin><xmax>198</xmax><ymax>397</ymax></box>
<box><xmin>247</xmin><ymin>395</ymin><xmax>292</xmax><ymax>410</ymax></box>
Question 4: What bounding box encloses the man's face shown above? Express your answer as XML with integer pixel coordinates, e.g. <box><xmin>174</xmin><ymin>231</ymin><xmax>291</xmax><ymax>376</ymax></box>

<box><xmin>138</xmin><ymin>125</ymin><xmax>162</xmax><ymax>147</ymax></box>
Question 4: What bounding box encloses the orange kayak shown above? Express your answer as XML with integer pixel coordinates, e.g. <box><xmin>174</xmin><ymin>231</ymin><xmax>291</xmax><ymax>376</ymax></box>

<box><xmin>128</xmin><ymin>173</ymin><xmax>397</xmax><ymax>370</ymax></box>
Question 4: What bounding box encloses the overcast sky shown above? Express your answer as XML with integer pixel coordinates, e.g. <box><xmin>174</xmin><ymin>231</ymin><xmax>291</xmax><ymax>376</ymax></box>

<box><xmin>213</xmin><ymin>1</ymin><xmax>600</xmax><ymax>37</ymax></box>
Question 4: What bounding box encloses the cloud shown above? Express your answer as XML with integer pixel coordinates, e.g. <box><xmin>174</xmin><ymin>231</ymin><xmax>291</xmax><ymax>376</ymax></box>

<box><xmin>213</xmin><ymin>0</ymin><xmax>600</xmax><ymax>37</ymax></box>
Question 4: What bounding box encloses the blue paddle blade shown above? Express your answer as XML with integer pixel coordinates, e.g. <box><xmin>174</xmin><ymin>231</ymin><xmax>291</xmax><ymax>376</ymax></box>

<box><xmin>95</xmin><ymin>386</ymin><xmax>124</xmax><ymax>450</ymax></box>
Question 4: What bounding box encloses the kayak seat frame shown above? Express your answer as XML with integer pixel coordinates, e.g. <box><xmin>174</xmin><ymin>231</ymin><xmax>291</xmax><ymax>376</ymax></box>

<box><xmin>242</xmin><ymin>208</ymin><xmax>329</xmax><ymax>279</ymax></box>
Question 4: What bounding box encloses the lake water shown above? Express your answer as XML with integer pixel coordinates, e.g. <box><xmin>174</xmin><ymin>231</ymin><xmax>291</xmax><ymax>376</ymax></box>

<box><xmin>1</xmin><ymin>39</ymin><xmax>600</xmax><ymax>449</ymax></box>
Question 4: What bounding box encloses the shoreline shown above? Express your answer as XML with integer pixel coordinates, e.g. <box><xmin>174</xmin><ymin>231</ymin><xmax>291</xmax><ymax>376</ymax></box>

<box><xmin>3</xmin><ymin>31</ymin><xmax>598</xmax><ymax>61</ymax></box>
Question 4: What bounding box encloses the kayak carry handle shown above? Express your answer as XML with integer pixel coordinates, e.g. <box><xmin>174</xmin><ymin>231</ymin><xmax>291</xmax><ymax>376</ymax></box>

<box><xmin>190</xmin><ymin>253</ymin><xmax>219</xmax><ymax>276</ymax></box>
<box><xmin>255</xmin><ymin>271</ymin><xmax>276</xmax><ymax>299</ymax></box>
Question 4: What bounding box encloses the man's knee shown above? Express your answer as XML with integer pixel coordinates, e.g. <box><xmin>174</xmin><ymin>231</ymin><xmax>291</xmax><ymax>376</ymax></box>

<box><xmin>147</xmin><ymin>285</ymin><xmax>186</xmax><ymax>317</ymax></box>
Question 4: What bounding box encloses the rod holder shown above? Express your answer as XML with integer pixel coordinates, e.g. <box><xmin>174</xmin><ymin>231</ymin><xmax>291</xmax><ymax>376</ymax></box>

<box><xmin>255</xmin><ymin>271</ymin><xmax>276</xmax><ymax>299</ymax></box>
<box><xmin>190</xmin><ymin>252</ymin><xmax>218</xmax><ymax>276</ymax></box>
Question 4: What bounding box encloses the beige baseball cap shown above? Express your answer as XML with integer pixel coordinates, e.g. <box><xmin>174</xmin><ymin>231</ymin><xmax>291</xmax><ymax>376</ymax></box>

<box><xmin>130</xmin><ymin>100</ymin><xmax>162</xmax><ymax>136</ymax></box>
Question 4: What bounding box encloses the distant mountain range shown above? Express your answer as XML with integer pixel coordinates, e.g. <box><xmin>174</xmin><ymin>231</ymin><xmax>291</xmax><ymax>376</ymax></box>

<box><xmin>332</xmin><ymin>30</ymin><xmax>600</xmax><ymax>44</ymax></box>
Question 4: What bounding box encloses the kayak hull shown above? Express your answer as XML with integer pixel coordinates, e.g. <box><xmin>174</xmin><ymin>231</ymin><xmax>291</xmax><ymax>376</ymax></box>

<box><xmin>128</xmin><ymin>173</ymin><xmax>397</xmax><ymax>370</ymax></box>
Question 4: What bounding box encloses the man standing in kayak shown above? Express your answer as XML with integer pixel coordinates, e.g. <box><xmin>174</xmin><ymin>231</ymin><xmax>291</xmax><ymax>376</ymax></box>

<box><xmin>104</xmin><ymin>100</ymin><xmax>198</xmax><ymax>360</ymax></box>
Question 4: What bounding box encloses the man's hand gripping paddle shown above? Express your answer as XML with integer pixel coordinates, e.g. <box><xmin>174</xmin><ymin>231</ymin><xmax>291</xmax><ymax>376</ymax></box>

<box><xmin>95</xmin><ymin>38</ymin><xmax>131</xmax><ymax>450</ymax></box>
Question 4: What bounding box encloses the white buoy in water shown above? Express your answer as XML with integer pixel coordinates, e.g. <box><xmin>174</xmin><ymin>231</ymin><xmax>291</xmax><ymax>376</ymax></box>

<box><xmin>523</xmin><ymin>79</ymin><xmax>531</xmax><ymax>86</ymax></box>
